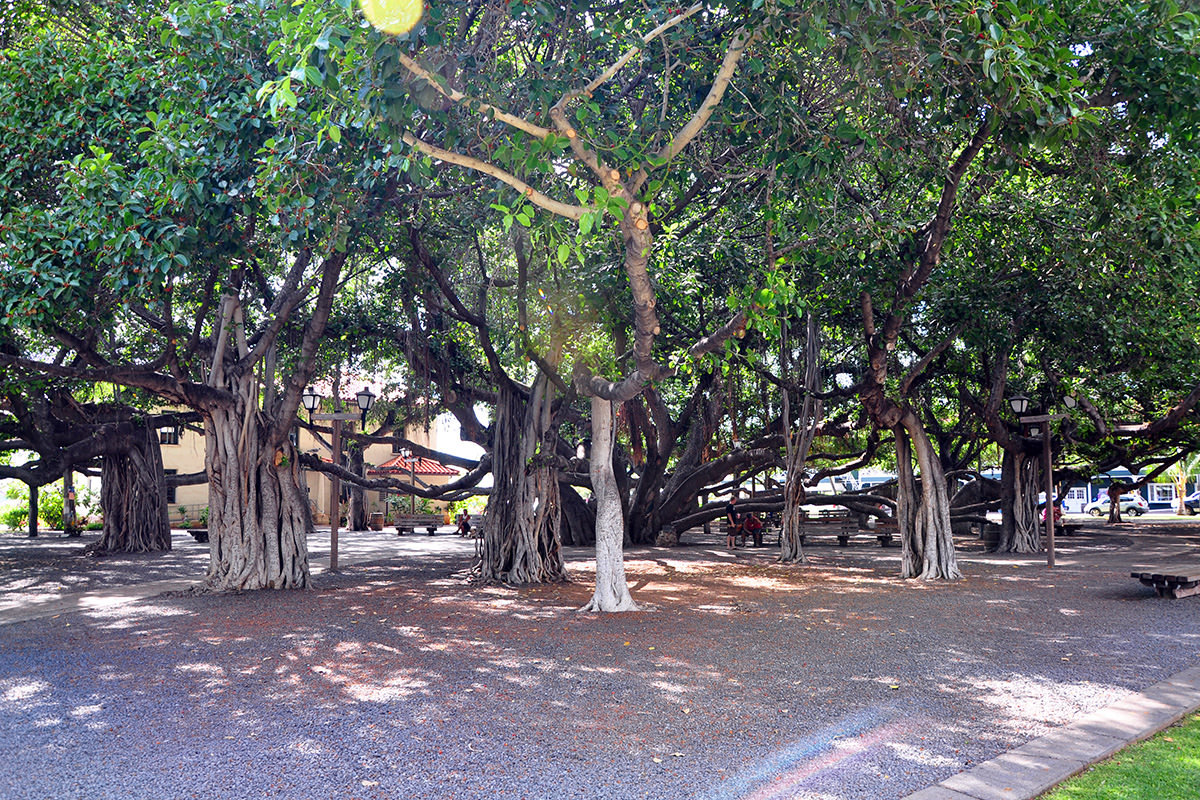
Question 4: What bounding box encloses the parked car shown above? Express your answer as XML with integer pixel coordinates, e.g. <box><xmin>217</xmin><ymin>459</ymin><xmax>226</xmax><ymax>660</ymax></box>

<box><xmin>1183</xmin><ymin>491</ymin><xmax>1200</xmax><ymax>515</ymax></box>
<box><xmin>1084</xmin><ymin>494</ymin><xmax>1149</xmax><ymax>517</ymax></box>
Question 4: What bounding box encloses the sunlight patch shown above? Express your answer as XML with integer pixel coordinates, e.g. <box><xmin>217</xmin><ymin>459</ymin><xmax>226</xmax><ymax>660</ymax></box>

<box><xmin>2</xmin><ymin>679</ymin><xmax>50</xmax><ymax>705</ymax></box>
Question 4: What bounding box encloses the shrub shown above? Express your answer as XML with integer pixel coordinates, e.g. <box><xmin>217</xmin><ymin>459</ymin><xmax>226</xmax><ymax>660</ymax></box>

<box><xmin>39</xmin><ymin>489</ymin><xmax>64</xmax><ymax>530</ymax></box>
<box><xmin>1</xmin><ymin>504</ymin><xmax>28</xmax><ymax>530</ymax></box>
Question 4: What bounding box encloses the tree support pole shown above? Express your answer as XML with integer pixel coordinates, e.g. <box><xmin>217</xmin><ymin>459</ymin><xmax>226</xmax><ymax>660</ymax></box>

<box><xmin>330</xmin><ymin>418</ymin><xmax>341</xmax><ymax>573</ymax></box>
<box><xmin>1043</xmin><ymin>431</ymin><xmax>1055</xmax><ymax>568</ymax></box>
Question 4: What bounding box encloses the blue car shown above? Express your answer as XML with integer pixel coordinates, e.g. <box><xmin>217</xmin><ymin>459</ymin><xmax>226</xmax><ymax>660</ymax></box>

<box><xmin>1184</xmin><ymin>491</ymin><xmax>1200</xmax><ymax>516</ymax></box>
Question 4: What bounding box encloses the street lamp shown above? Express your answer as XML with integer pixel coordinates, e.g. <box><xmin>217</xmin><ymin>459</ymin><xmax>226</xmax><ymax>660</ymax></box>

<box><xmin>302</xmin><ymin>384</ymin><xmax>367</xmax><ymax>572</ymax></box>
<box><xmin>355</xmin><ymin>386</ymin><xmax>376</xmax><ymax>427</ymax></box>
<box><xmin>301</xmin><ymin>386</ymin><xmax>320</xmax><ymax>422</ymax></box>
<box><xmin>1010</xmin><ymin>393</ymin><xmax>1072</xmax><ymax>569</ymax></box>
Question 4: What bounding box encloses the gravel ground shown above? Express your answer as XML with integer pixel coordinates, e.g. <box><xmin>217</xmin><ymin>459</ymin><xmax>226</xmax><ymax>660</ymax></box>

<box><xmin>1</xmin><ymin>520</ymin><xmax>1198</xmax><ymax>800</ymax></box>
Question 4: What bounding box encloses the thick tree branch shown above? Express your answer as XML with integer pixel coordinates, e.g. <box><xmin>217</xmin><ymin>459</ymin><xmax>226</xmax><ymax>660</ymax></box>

<box><xmin>401</xmin><ymin>133</ymin><xmax>585</xmax><ymax>220</ymax></box>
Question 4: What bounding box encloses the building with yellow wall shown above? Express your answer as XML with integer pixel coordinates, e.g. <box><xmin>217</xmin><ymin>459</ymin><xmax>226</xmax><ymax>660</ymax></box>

<box><xmin>159</xmin><ymin>420</ymin><xmax>461</xmax><ymax>528</ymax></box>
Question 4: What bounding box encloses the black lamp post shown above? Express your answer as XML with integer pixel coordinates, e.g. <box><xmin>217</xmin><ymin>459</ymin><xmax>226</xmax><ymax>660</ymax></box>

<box><xmin>301</xmin><ymin>385</ymin><xmax>320</xmax><ymax>422</ymax></box>
<box><xmin>355</xmin><ymin>386</ymin><xmax>376</xmax><ymax>427</ymax></box>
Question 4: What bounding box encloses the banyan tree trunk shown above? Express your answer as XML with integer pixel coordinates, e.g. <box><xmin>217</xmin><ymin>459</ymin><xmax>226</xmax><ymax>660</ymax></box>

<box><xmin>1107</xmin><ymin>485</ymin><xmax>1125</xmax><ymax>523</ymax></box>
<box><xmin>27</xmin><ymin>485</ymin><xmax>37</xmax><ymax>538</ymax></box>
<box><xmin>478</xmin><ymin>377</ymin><xmax>567</xmax><ymax>585</ymax></box>
<box><xmin>896</xmin><ymin>418</ymin><xmax>962</xmax><ymax>580</ymax></box>
<box><xmin>559</xmin><ymin>482</ymin><xmax>595</xmax><ymax>546</ymax></box>
<box><xmin>93</xmin><ymin>425</ymin><xmax>172</xmax><ymax>553</ymax></box>
<box><xmin>204</xmin><ymin>395</ymin><xmax>311</xmax><ymax>591</ymax></box>
<box><xmin>998</xmin><ymin>448</ymin><xmax>1041</xmax><ymax>553</ymax></box>
<box><xmin>580</xmin><ymin>396</ymin><xmax>638</xmax><ymax>612</ymax></box>
<box><xmin>347</xmin><ymin>444</ymin><xmax>367</xmax><ymax>531</ymax></box>
<box><xmin>780</xmin><ymin>313</ymin><xmax>820</xmax><ymax>563</ymax></box>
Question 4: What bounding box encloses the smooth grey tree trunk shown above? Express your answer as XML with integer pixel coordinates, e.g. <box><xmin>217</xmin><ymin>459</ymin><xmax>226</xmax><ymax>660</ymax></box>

<box><xmin>780</xmin><ymin>313</ymin><xmax>820</xmax><ymax>563</ymax></box>
<box><xmin>580</xmin><ymin>396</ymin><xmax>638</xmax><ymax>612</ymax></box>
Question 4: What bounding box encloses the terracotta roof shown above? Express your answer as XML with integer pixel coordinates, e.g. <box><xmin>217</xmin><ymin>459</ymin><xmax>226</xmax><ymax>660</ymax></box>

<box><xmin>370</xmin><ymin>455</ymin><xmax>460</xmax><ymax>476</ymax></box>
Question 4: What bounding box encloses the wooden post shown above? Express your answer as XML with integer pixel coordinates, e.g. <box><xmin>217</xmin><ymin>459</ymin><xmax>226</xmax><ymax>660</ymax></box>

<box><xmin>312</xmin><ymin>411</ymin><xmax>361</xmax><ymax>573</ymax></box>
<box><xmin>1020</xmin><ymin>412</ymin><xmax>1065</xmax><ymax>570</ymax></box>
<box><xmin>1043</xmin><ymin>431</ymin><xmax>1055</xmax><ymax>568</ymax></box>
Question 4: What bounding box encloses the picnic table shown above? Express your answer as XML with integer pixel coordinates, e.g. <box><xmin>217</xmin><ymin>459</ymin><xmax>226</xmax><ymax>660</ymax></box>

<box><xmin>1130</xmin><ymin>564</ymin><xmax>1200</xmax><ymax>599</ymax></box>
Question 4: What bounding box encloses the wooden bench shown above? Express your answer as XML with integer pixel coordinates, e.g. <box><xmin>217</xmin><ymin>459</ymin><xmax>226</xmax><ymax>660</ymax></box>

<box><xmin>395</xmin><ymin>513</ymin><xmax>445</xmax><ymax>536</ymax></box>
<box><xmin>874</xmin><ymin>517</ymin><xmax>898</xmax><ymax>547</ymax></box>
<box><xmin>1131</xmin><ymin>565</ymin><xmax>1200</xmax><ymax>599</ymax></box>
<box><xmin>798</xmin><ymin>513</ymin><xmax>859</xmax><ymax>546</ymax></box>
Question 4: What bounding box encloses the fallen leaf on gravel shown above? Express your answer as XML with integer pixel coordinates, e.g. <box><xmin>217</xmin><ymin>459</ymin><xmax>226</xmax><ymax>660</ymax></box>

<box><xmin>623</xmin><ymin>641</ymin><xmax>631</xmax><ymax>646</ymax></box>
<box><xmin>653</xmin><ymin>758</ymin><xmax>663</xmax><ymax>763</ymax></box>
<box><xmin>671</xmin><ymin>753</ymin><xmax>685</xmax><ymax>757</ymax></box>
<box><xmin>362</xmin><ymin>781</ymin><xmax>379</xmax><ymax>787</ymax></box>
<box><xmin>682</xmin><ymin>708</ymin><xmax>691</xmax><ymax>714</ymax></box>
<box><xmin>890</xmin><ymin>685</ymin><xmax>900</xmax><ymax>690</ymax></box>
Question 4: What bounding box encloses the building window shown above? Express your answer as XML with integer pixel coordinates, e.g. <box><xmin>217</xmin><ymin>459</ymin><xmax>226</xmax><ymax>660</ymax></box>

<box><xmin>392</xmin><ymin>440</ymin><xmax>404</xmax><ymax>454</ymax></box>
<box><xmin>164</xmin><ymin>469</ymin><xmax>177</xmax><ymax>504</ymax></box>
<box><xmin>1150</xmin><ymin>484</ymin><xmax>1175</xmax><ymax>503</ymax></box>
<box><xmin>159</xmin><ymin>426</ymin><xmax>179</xmax><ymax>445</ymax></box>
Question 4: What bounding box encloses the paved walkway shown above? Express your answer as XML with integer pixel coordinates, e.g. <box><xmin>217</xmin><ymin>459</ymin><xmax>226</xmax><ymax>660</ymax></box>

<box><xmin>2</xmin><ymin>523</ymin><xmax>1198</xmax><ymax>799</ymax></box>
<box><xmin>903</xmin><ymin>667</ymin><xmax>1200</xmax><ymax>799</ymax></box>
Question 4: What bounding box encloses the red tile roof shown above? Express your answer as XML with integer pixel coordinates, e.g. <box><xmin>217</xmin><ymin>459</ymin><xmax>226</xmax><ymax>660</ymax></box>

<box><xmin>370</xmin><ymin>455</ymin><xmax>460</xmax><ymax>476</ymax></box>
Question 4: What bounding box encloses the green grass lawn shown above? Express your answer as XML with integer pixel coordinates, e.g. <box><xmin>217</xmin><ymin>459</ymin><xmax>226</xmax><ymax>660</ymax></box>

<box><xmin>1041</xmin><ymin>713</ymin><xmax>1200</xmax><ymax>799</ymax></box>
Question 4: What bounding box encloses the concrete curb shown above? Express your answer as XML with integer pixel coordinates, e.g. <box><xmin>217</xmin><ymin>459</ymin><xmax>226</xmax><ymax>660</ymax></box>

<box><xmin>901</xmin><ymin>667</ymin><xmax>1200</xmax><ymax>800</ymax></box>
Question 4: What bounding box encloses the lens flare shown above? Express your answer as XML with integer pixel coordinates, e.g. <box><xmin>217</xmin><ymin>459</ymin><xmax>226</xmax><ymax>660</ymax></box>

<box><xmin>360</xmin><ymin>0</ymin><xmax>424</xmax><ymax>35</ymax></box>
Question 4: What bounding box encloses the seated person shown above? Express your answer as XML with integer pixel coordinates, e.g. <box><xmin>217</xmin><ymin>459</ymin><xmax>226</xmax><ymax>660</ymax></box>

<box><xmin>1040</xmin><ymin>501</ymin><xmax>1064</xmax><ymax>532</ymax></box>
<box><xmin>743</xmin><ymin>512</ymin><xmax>764</xmax><ymax>547</ymax></box>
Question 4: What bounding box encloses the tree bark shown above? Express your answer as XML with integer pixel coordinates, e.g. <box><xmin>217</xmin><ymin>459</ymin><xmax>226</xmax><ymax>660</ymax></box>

<box><xmin>347</xmin><ymin>443</ymin><xmax>367</xmax><ymax>531</ymax></box>
<box><xmin>780</xmin><ymin>313</ymin><xmax>820</xmax><ymax>563</ymax></box>
<box><xmin>559</xmin><ymin>482</ymin><xmax>595</xmax><ymax>546</ymax></box>
<box><xmin>478</xmin><ymin>377</ymin><xmax>567</xmax><ymax>584</ymax></box>
<box><xmin>998</xmin><ymin>448</ymin><xmax>1041</xmax><ymax>553</ymax></box>
<box><xmin>26</xmin><ymin>484</ymin><xmax>37</xmax><ymax>538</ymax></box>
<box><xmin>204</xmin><ymin>382</ymin><xmax>311</xmax><ymax>590</ymax></box>
<box><xmin>896</xmin><ymin>417</ymin><xmax>962</xmax><ymax>580</ymax></box>
<box><xmin>1106</xmin><ymin>484</ymin><xmax>1125</xmax><ymax>523</ymax></box>
<box><xmin>62</xmin><ymin>468</ymin><xmax>79</xmax><ymax>536</ymax></box>
<box><xmin>93</xmin><ymin>423</ymin><xmax>172</xmax><ymax>553</ymax></box>
<box><xmin>580</xmin><ymin>396</ymin><xmax>638</xmax><ymax>612</ymax></box>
